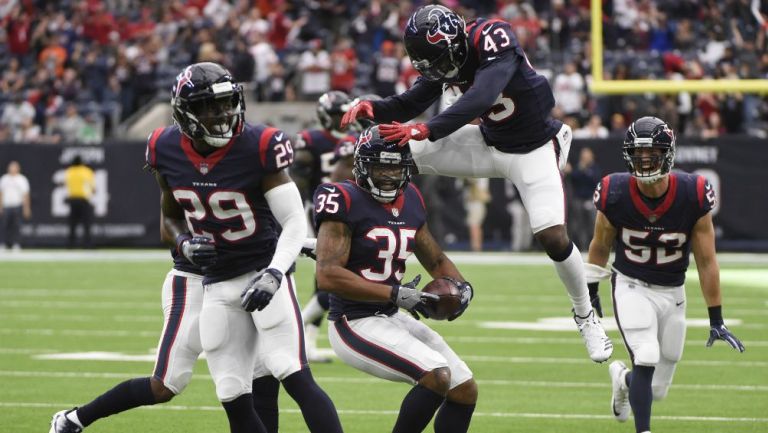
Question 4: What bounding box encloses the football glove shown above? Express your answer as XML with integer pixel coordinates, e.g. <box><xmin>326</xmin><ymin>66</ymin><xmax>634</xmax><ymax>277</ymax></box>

<box><xmin>706</xmin><ymin>324</ymin><xmax>745</xmax><ymax>352</ymax></box>
<box><xmin>390</xmin><ymin>275</ymin><xmax>438</xmax><ymax>319</ymax></box>
<box><xmin>176</xmin><ymin>234</ymin><xmax>217</xmax><ymax>268</ymax></box>
<box><xmin>300</xmin><ymin>238</ymin><xmax>317</xmax><ymax>260</ymax></box>
<box><xmin>446</xmin><ymin>278</ymin><xmax>473</xmax><ymax>321</ymax></box>
<box><xmin>588</xmin><ymin>282</ymin><xmax>603</xmax><ymax>318</ymax></box>
<box><xmin>340</xmin><ymin>100</ymin><xmax>374</xmax><ymax>129</ymax></box>
<box><xmin>378</xmin><ymin>122</ymin><xmax>430</xmax><ymax>146</ymax></box>
<box><xmin>241</xmin><ymin>268</ymin><xmax>283</xmax><ymax>312</ymax></box>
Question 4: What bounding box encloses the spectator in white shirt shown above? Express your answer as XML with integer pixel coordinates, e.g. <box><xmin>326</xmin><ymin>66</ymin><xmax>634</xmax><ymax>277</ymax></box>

<box><xmin>298</xmin><ymin>39</ymin><xmax>331</xmax><ymax>101</ymax></box>
<box><xmin>573</xmin><ymin>114</ymin><xmax>609</xmax><ymax>139</ymax></box>
<box><xmin>0</xmin><ymin>161</ymin><xmax>31</xmax><ymax>250</ymax></box>
<box><xmin>1</xmin><ymin>93</ymin><xmax>35</xmax><ymax>139</ymax></box>
<box><xmin>553</xmin><ymin>62</ymin><xmax>585</xmax><ymax>117</ymax></box>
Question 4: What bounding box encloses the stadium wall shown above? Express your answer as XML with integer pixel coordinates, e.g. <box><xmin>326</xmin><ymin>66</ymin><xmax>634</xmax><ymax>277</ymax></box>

<box><xmin>1</xmin><ymin>137</ymin><xmax>766</xmax><ymax>251</ymax></box>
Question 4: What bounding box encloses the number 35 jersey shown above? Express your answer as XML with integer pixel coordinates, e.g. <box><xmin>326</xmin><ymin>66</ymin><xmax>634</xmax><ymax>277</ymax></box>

<box><xmin>145</xmin><ymin>123</ymin><xmax>295</xmax><ymax>284</ymax></box>
<box><xmin>313</xmin><ymin>180</ymin><xmax>427</xmax><ymax>321</ymax></box>
<box><xmin>594</xmin><ymin>172</ymin><xmax>715</xmax><ymax>286</ymax></box>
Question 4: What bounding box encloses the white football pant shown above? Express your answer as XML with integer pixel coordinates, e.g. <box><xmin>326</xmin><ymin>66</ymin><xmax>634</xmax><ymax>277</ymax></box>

<box><xmin>328</xmin><ymin>312</ymin><xmax>473</xmax><ymax>389</ymax></box>
<box><xmin>409</xmin><ymin>123</ymin><xmax>571</xmax><ymax>233</ymax></box>
<box><xmin>201</xmin><ymin>270</ymin><xmax>307</xmax><ymax>402</ymax></box>
<box><xmin>613</xmin><ymin>271</ymin><xmax>686</xmax><ymax>400</ymax></box>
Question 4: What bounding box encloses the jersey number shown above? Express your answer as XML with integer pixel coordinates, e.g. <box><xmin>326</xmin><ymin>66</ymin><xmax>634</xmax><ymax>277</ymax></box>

<box><xmin>487</xmin><ymin>94</ymin><xmax>516</xmax><ymax>122</ymax></box>
<box><xmin>622</xmin><ymin>228</ymin><xmax>687</xmax><ymax>265</ymax></box>
<box><xmin>275</xmin><ymin>141</ymin><xmax>294</xmax><ymax>169</ymax></box>
<box><xmin>362</xmin><ymin>228</ymin><xmax>416</xmax><ymax>282</ymax></box>
<box><xmin>315</xmin><ymin>192</ymin><xmax>341</xmax><ymax>214</ymax></box>
<box><xmin>173</xmin><ymin>189</ymin><xmax>256</xmax><ymax>242</ymax></box>
<box><xmin>483</xmin><ymin>28</ymin><xmax>511</xmax><ymax>53</ymax></box>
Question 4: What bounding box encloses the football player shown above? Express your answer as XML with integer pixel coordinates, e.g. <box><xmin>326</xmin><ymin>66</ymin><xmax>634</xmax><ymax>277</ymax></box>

<box><xmin>146</xmin><ymin>62</ymin><xmax>342</xmax><ymax>433</ymax></box>
<box><xmin>341</xmin><ymin>4</ymin><xmax>612</xmax><ymax>363</ymax></box>
<box><xmin>587</xmin><ymin>116</ymin><xmax>745</xmax><ymax>433</ymax></box>
<box><xmin>293</xmin><ymin>90</ymin><xmax>357</xmax><ymax>363</ymax></box>
<box><xmin>314</xmin><ymin>126</ymin><xmax>478</xmax><ymax>433</ymax></box>
<box><xmin>329</xmin><ymin>93</ymin><xmax>383</xmax><ymax>183</ymax></box>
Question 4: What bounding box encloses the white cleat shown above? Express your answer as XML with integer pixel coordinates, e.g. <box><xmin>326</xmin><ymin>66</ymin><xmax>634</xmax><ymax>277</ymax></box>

<box><xmin>574</xmin><ymin>309</ymin><xmax>613</xmax><ymax>362</ymax></box>
<box><xmin>50</xmin><ymin>409</ymin><xmax>83</xmax><ymax>433</ymax></box>
<box><xmin>609</xmin><ymin>360</ymin><xmax>631</xmax><ymax>422</ymax></box>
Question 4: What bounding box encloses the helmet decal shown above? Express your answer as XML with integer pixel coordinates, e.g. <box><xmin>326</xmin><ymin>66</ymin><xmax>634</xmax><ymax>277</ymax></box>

<box><xmin>425</xmin><ymin>8</ymin><xmax>463</xmax><ymax>45</ymax></box>
<box><xmin>173</xmin><ymin>66</ymin><xmax>194</xmax><ymax>98</ymax></box>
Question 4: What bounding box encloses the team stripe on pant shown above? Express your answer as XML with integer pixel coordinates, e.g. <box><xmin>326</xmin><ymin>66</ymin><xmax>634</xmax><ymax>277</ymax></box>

<box><xmin>153</xmin><ymin>275</ymin><xmax>187</xmax><ymax>381</ymax></box>
<box><xmin>334</xmin><ymin>318</ymin><xmax>427</xmax><ymax>382</ymax></box>
<box><xmin>286</xmin><ymin>276</ymin><xmax>308</xmax><ymax>367</ymax></box>
<box><xmin>610</xmin><ymin>273</ymin><xmax>635</xmax><ymax>365</ymax></box>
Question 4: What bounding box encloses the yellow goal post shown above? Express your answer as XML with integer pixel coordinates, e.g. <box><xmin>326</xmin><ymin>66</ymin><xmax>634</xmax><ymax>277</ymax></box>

<box><xmin>589</xmin><ymin>0</ymin><xmax>768</xmax><ymax>94</ymax></box>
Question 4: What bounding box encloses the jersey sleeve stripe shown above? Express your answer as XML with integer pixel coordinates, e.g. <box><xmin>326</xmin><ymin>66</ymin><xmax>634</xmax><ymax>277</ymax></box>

<box><xmin>411</xmin><ymin>184</ymin><xmax>426</xmax><ymax>211</ymax></box>
<box><xmin>472</xmin><ymin>21</ymin><xmax>494</xmax><ymax>50</ymax></box>
<box><xmin>600</xmin><ymin>176</ymin><xmax>611</xmax><ymax>211</ymax></box>
<box><xmin>258</xmin><ymin>127</ymin><xmax>280</xmax><ymax>167</ymax></box>
<box><xmin>696</xmin><ymin>175</ymin><xmax>706</xmax><ymax>209</ymax></box>
<box><xmin>334</xmin><ymin>182</ymin><xmax>351</xmax><ymax>212</ymax></box>
<box><xmin>146</xmin><ymin>127</ymin><xmax>164</xmax><ymax>167</ymax></box>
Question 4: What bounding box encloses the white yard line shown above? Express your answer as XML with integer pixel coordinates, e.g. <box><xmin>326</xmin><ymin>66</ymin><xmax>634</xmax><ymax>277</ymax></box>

<box><xmin>1</xmin><ymin>401</ymin><xmax>765</xmax><ymax>422</ymax></box>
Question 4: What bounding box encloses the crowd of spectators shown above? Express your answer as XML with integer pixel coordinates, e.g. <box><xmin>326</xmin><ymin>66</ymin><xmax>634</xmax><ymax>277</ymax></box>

<box><xmin>1</xmin><ymin>0</ymin><xmax>767</xmax><ymax>145</ymax></box>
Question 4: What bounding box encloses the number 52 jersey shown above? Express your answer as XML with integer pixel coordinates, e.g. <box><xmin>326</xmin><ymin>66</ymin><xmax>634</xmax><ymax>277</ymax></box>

<box><xmin>594</xmin><ymin>171</ymin><xmax>716</xmax><ymax>287</ymax></box>
<box><xmin>145</xmin><ymin>123</ymin><xmax>295</xmax><ymax>283</ymax></box>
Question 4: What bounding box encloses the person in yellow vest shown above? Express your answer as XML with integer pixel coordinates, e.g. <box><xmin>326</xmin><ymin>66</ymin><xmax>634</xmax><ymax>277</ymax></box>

<box><xmin>64</xmin><ymin>156</ymin><xmax>95</xmax><ymax>248</ymax></box>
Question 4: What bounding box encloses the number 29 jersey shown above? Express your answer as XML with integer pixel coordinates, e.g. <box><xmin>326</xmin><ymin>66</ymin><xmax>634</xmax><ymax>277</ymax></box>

<box><xmin>594</xmin><ymin>172</ymin><xmax>715</xmax><ymax>286</ymax></box>
<box><xmin>145</xmin><ymin>123</ymin><xmax>295</xmax><ymax>284</ymax></box>
<box><xmin>313</xmin><ymin>180</ymin><xmax>427</xmax><ymax>321</ymax></box>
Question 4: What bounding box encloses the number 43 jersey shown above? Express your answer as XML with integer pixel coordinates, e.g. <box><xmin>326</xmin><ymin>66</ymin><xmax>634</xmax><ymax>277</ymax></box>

<box><xmin>146</xmin><ymin>123</ymin><xmax>294</xmax><ymax>283</ymax></box>
<box><xmin>313</xmin><ymin>180</ymin><xmax>427</xmax><ymax>321</ymax></box>
<box><xmin>594</xmin><ymin>171</ymin><xmax>716</xmax><ymax>287</ymax></box>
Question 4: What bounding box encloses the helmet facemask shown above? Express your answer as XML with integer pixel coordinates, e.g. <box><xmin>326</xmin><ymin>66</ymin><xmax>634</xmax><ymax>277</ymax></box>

<box><xmin>354</xmin><ymin>149</ymin><xmax>414</xmax><ymax>203</ymax></box>
<box><xmin>410</xmin><ymin>39</ymin><xmax>467</xmax><ymax>81</ymax></box>
<box><xmin>173</xmin><ymin>80</ymin><xmax>244</xmax><ymax>148</ymax></box>
<box><xmin>622</xmin><ymin>118</ymin><xmax>676</xmax><ymax>184</ymax></box>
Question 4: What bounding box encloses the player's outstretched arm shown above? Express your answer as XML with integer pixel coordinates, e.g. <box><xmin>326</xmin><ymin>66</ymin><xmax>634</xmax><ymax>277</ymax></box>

<box><xmin>585</xmin><ymin>211</ymin><xmax>617</xmax><ymax>317</ymax></box>
<box><xmin>692</xmin><ymin>212</ymin><xmax>745</xmax><ymax>352</ymax></box>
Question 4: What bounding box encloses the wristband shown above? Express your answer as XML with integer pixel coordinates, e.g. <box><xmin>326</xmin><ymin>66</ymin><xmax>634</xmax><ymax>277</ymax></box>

<box><xmin>708</xmin><ymin>305</ymin><xmax>723</xmax><ymax>326</ymax></box>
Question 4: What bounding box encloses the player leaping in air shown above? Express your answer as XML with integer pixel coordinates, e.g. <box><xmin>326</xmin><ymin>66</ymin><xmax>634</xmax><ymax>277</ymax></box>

<box><xmin>341</xmin><ymin>4</ymin><xmax>612</xmax><ymax>363</ymax></box>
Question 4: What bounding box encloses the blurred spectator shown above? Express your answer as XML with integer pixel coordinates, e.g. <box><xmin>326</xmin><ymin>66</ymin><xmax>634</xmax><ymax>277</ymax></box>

<box><xmin>0</xmin><ymin>161</ymin><xmax>31</xmax><ymax>251</ymax></box>
<box><xmin>330</xmin><ymin>37</ymin><xmax>357</xmax><ymax>93</ymax></box>
<box><xmin>464</xmin><ymin>178</ymin><xmax>491</xmax><ymax>252</ymax></box>
<box><xmin>50</xmin><ymin>104</ymin><xmax>85</xmax><ymax>143</ymax></box>
<box><xmin>38</xmin><ymin>35</ymin><xmax>68</xmax><ymax>78</ymax></box>
<box><xmin>565</xmin><ymin>147</ymin><xmax>601</xmax><ymax>251</ymax></box>
<box><xmin>249</xmin><ymin>32</ymin><xmax>279</xmax><ymax>101</ymax></box>
<box><xmin>553</xmin><ymin>61</ymin><xmax>585</xmax><ymax>118</ymax></box>
<box><xmin>573</xmin><ymin>114</ymin><xmax>609</xmax><ymax>139</ymax></box>
<box><xmin>298</xmin><ymin>39</ymin><xmax>331</xmax><ymax>101</ymax></box>
<box><xmin>64</xmin><ymin>156</ymin><xmax>95</xmax><ymax>249</ymax></box>
<box><xmin>609</xmin><ymin>113</ymin><xmax>627</xmax><ymax>136</ymax></box>
<box><xmin>371</xmin><ymin>40</ymin><xmax>401</xmax><ymax>97</ymax></box>
<box><xmin>1</xmin><ymin>93</ymin><xmax>35</xmax><ymax>139</ymax></box>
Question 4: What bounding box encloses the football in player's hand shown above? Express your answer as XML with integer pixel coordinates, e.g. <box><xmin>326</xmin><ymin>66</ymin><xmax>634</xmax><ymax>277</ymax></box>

<box><xmin>421</xmin><ymin>277</ymin><xmax>462</xmax><ymax>320</ymax></box>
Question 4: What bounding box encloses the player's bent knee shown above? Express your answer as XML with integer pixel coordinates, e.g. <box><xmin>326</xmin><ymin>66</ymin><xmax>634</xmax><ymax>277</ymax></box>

<box><xmin>652</xmin><ymin>384</ymin><xmax>670</xmax><ymax>401</ymax></box>
<box><xmin>215</xmin><ymin>376</ymin><xmax>250</xmax><ymax>402</ymax></box>
<box><xmin>534</xmin><ymin>225</ymin><xmax>569</xmax><ymax>256</ymax></box>
<box><xmin>150</xmin><ymin>377</ymin><xmax>177</xmax><ymax>403</ymax></box>
<box><xmin>448</xmin><ymin>378</ymin><xmax>478</xmax><ymax>405</ymax></box>
<box><xmin>419</xmin><ymin>367</ymin><xmax>451</xmax><ymax>396</ymax></box>
<box><xmin>632</xmin><ymin>344</ymin><xmax>660</xmax><ymax>367</ymax></box>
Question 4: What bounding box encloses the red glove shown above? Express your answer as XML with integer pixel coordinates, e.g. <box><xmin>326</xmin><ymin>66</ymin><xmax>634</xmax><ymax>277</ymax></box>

<box><xmin>378</xmin><ymin>122</ymin><xmax>430</xmax><ymax>146</ymax></box>
<box><xmin>340</xmin><ymin>100</ymin><xmax>374</xmax><ymax>129</ymax></box>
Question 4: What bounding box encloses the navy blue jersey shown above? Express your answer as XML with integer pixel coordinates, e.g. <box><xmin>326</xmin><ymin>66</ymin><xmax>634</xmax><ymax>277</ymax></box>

<box><xmin>371</xmin><ymin>17</ymin><xmax>560</xmax><ymax>153</ymax></box>
<box><xmin>594</xmin><ymin>172</ymin><xmax>715</xmax><ymax>286</ymax></box>
<box><xmin>146</xmin><ymin>123</ymin><xmax>295</xmax><ymax>284</ymax></box>
<box><xmin>295</xmin><ymin>129</ymin><xmax>356</xmax><ymax>194</ymax></box>
<box><xmin>313</xmin><ymin>180</ymin><xmax>427</xmax><ymax>321</ymax></box>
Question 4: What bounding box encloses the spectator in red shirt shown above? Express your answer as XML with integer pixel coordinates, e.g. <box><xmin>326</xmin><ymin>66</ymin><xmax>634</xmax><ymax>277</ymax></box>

<box><xmin>330</xmin><ymin>37</ymin><xmax>357</xmax><ymax>93</ymax></box>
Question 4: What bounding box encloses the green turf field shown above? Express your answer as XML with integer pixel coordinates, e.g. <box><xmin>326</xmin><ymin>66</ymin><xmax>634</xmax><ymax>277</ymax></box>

<box><xmin>1</xmin><ymin>252</ymin><xmax>766</xmax><ymax>433</ymax></box>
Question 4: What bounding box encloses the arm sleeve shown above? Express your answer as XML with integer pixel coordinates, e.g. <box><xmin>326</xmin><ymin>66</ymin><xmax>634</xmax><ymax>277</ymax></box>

<box><xmin>426</xmin><ymin>53</ymin><xmax>519</xmax><ymax>140</ymax></box>
<box><xmin>265</xmin><ymin>181</ymin><xmax>307</xmax><ymax>275</ymax></box>
<box><xmin>370</xmin><ymin>78</ymin><xmax>443</xmax><ymax>123</ymax></box>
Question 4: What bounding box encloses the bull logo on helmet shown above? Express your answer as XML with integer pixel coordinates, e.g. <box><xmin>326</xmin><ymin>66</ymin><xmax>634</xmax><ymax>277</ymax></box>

<box><xmin>357</xmin><ymin>127</ymin><xmax>373</xmax><ymax>146</ymax></box>
<box><xmin>426</xmin><ymin>8</ymin><xmax>462</xmax><ymax>45</ymax></box>
<box><xmin>173</xmin><ymin>66</ymin><xmax>194</xmax><ymax>98</ymax></box>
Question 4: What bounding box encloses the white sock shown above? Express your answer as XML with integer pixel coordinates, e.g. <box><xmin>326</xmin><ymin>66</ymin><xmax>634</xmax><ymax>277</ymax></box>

<box><xmin>552</xmin><ymin>245</ymin><xmax>592</xmax><ymax>317</ymax></box>
<box><xmin>305</xmin><ymin>323</ymin><xmax>319</xmax><ymax>354</ymax></box>
<box><xmin>301</xmin><ymin>294</ymin><xmax>325</xmax><ymax>324</ymax></box>
<box><xmin>67</xmin><ymin>410</ymin><xmax>84</xmax><ymax>428</ymax></box>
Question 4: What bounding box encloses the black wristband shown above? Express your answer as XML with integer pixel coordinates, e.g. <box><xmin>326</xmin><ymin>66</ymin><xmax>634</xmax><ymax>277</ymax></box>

<box><xmin>708</xmin><ymin>305</ymin><xmax>723</xmax><ymax>326</ymax></box>
<box><xmin>587</xmin><ymin>282</ymin><xmax>599</xmax><ymax>296</ymax></box>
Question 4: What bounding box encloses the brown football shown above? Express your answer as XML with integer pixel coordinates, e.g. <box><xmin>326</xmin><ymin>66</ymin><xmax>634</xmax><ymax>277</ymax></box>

<box><xmin>422</xmin><ymin>277</ymin><xmax>462</xmax><ymax>320</ymax></box>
